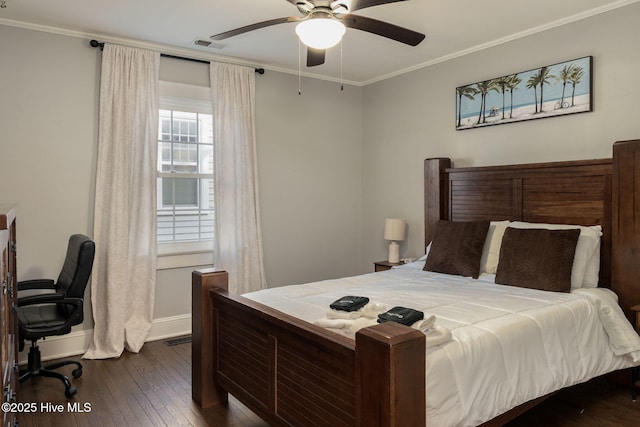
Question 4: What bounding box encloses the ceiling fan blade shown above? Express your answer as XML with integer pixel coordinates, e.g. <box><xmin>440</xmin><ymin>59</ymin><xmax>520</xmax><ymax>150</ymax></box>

<box><xmin>307</xmin><ymin>48</ymin><xmax>326</xmax><ymax>67</ymax></box>
<box><xmin>342</xmin><ymin>14</ymin><xmax>425</xmax><ymax>46</ymax></box>
<box><xmin>211</xmin><ymin>16</ymin><xmax>301</xmax><ymax>40</ymax></box>
<box><xmin>341</xmin><ymin>0</ymin><xmax>409</xmax><ymax>13</ymax></box>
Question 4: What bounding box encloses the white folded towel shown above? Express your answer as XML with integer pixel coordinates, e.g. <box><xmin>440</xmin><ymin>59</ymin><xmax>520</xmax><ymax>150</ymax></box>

<box><xmin>314</xmin><ymin>317</ymin><xmax>378</xmax><ymax>334</ymax></box>
<box><xmin>344</xmin><ymin>314</ymin><xmax>435</xmax><ymax>336</ymax></box>
<box><xmin>411</xmin><ymin>315</ymin><xmax>436</xmax><ymax>332</ymax></box>
<box><xmin>326</xmin><ymin>309</ymin><xmax>363</xmax><ymax>320</ymax></box>
<box><xmin>424</xmin><ymin>326</ymin><xmax>452</xmax><ymax>348</ymax></box>
<box><xmin>347</xmin><ymin>317</ymin><xmax>378</xmax><ymax>334</ymax></box>
<box><xmin>316</xmin><ymin>311</ymin><xmax>451</xmax><ymax>347</ymax></box>
<box><xmin>361</xmin><ymin>302</ymin><xmax>388</xmax><ymax>319</ymax></box>
<box><xmin>314</xmin><ymin>318</ymin><xmax>353</xmax><ymax>329</ymax></box>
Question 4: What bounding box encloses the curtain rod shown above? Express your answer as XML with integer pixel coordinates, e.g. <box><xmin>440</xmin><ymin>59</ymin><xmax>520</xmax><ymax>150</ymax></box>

<box><xmin>89</xmin><ymin>40</ymin><xmax>265</xmax><ymax>74</ymax></box>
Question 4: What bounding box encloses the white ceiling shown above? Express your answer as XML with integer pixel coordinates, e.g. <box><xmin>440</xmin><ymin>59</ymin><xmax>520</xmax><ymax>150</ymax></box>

<box><xmin>1</xmin><ymin>0</ymin><xmax>637</xmax><ymax>85</ymax></box>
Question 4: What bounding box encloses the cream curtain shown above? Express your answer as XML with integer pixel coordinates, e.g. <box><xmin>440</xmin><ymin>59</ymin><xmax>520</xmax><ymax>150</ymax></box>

<box><xmin>85</xmin><ymin>44</ymin><xmax>160</xmax><ymax>359</ymax></box>
<box><xmin>210</xmin><ymin>62</ymin><xmax>267</xmax><ymax>294</ymax></box>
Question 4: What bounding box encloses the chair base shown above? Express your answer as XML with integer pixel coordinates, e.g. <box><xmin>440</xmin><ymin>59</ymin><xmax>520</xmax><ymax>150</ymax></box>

<box><xmin>19</xmin><ymin>342</ymin><xmax>83</xmax><ymax>398</ymax></box>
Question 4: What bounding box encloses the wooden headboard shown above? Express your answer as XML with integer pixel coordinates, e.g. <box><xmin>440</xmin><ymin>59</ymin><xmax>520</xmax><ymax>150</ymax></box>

<box><xmin>424</xmin><ymin>140</ymin><xmax>640</xmax><ymax>320</ymax></box>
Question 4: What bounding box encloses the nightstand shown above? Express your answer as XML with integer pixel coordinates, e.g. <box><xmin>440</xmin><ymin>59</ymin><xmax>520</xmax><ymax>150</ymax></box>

<box><xmin>631</xmin><ymin>305</ymin><xmax>640</xmax><ymax>401</ymax></box>
<box><xmin>374</xmin><ymin>260</ymin><xmax>403</xmax><ymax>272</ymax></box>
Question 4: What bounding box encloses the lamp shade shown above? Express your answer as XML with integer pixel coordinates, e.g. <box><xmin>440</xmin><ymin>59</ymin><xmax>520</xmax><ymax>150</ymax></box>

<box><xmin>295</xmin><ymin>18</ymin><xmax>346</xmax><ymax>49</ymax></box>
<box><xmin>384</xmin><ymin>218</ymin><xmax>405</xmax><ymax>241</ymax></box>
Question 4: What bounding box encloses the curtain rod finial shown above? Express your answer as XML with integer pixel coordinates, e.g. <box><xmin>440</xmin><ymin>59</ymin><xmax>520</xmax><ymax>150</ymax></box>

<box><xmin>89</xmin><ymin>40</ymin><xmax>104</xmax><ymax>50</ymax></box>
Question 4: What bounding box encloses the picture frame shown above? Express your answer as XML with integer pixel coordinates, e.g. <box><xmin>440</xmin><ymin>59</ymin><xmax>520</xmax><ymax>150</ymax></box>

<box><xmin>456</xmin><ymin>56</ymin><xmax>593</xmax><ymax>130</ymax></box>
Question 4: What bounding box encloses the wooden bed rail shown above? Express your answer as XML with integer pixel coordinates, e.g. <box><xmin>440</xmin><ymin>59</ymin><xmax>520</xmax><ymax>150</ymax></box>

<box><xmin>192</xmin><ymin>269</ymin><xmax>426</xmax><ymax>426</ymax></box>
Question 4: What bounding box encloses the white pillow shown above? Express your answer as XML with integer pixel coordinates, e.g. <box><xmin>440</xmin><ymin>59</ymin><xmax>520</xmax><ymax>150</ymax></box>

<box><xmin>417</xmin><ymin>242</ymin><xmax>432</xmax><ymax>262</ymax></box>
<box><xmin>581</xmin><ymin>240</ymin><xmax>601</xmax><ymax>288</ymax></box>
<box><xmin>508</xmin><ymin>221</ymin><xmax>602</xmax><ymax>290</ymax></box>
<box><xmin>480</xmin><ymin>221</ymin><xmax>510</xmax><ymax>274</ymax></box>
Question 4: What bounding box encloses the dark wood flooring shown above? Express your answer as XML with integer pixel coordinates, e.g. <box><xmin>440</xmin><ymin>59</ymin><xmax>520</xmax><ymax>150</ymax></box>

<box><xmin>17</xmin><ymin>338</ymin><xmax>640</xmax><ymax>426</ymax></box>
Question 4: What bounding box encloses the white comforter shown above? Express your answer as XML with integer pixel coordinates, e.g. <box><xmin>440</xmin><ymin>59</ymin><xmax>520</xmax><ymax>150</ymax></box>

<box><xmin>244</xmin><ymin>261</ymin><xmax>640</xmax><ymax>427</ymax></box>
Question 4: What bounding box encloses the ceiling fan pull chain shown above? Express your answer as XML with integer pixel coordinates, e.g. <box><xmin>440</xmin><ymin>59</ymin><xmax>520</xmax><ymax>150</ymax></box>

<box><xmin>340</xmin><ymin>39</ymin><xmax>344</xmax><ymax>91</ymax></box>
<box><xmin>298</xmin><ymin>39</ymin><xmax>302</xmax><ymax>95</ymax></box>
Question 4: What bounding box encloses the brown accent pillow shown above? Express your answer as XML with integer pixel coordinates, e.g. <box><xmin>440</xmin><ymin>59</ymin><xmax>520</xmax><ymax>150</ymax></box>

<box><xmin>495</xmin><ymin>227</ymin><xmax>580</xmax><ymax>292</ymax></box>
<box><xmin>424</xmin><ymin>220</ymin><xmax>490</xmax><ymax>279</ymax></box>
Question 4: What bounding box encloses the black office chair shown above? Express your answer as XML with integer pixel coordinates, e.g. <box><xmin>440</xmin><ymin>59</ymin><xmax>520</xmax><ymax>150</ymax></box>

<box><xmin>17</xmin><ymin>234</ymin><xmax>95</xmax><ymax>398</ymax></box>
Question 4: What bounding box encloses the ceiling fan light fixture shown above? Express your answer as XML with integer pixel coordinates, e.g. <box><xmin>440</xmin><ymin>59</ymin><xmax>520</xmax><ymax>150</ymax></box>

<box><xmin>295</xmin><ymin>18</ymin><xmax>346</xmax><ymax>50</ymax></box>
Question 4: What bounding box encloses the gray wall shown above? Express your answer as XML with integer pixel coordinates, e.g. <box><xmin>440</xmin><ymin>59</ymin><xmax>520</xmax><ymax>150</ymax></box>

<box><xmin>359</xmin><ymin>2</ymin><xmax>640</xmax><ymax>272</ymax></box>
<box><xmin>0</xmin><ymin>28</ymin><xmax>99</xmax><ymax>326</ymax></box>
<box><xmin>256</xmin><ymin>73</ymin><xmax>362</xmax><ymax>286</ymax></box>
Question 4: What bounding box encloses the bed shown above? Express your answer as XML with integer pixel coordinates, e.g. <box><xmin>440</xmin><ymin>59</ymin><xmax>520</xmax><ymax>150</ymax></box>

<box><xmin>192</xmin><ymin>139</ymin><xmax>640</xmax><ymax>426</ymax></box>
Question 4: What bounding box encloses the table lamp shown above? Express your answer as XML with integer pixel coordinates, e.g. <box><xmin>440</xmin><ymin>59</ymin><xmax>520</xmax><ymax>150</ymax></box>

<box><xmin>384</xmin><ymin>218</ymin><xmax>406</xmax><ymax>263</ymax></box>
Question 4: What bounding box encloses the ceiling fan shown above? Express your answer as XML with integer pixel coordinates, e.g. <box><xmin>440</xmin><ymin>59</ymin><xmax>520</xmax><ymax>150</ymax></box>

<box><xmin>210</xmin><ymin>0</ymin><xmax>425</xmax><ymax>67</ymax></box>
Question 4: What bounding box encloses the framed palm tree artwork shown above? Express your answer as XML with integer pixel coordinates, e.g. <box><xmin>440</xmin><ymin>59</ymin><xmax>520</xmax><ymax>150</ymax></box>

<box><xmin>456</xmin><ymin>56</ymin><xmax>592</xmax><ymax>130</ymax></box>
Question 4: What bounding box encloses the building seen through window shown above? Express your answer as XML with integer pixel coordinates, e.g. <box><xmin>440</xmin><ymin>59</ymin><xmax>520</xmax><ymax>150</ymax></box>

<box><xmin>157</xmin><ymin>109</ymin><xmax>214</xmax><ymax>244</ymax></box>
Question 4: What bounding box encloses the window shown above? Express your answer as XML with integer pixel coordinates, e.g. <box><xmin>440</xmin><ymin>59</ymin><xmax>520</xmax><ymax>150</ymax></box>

<box><xmin>157</xmin><ymin>82</ymin><xmax>214</xmax><ymax>268</ymax></box>
<box><xmin>157</xmin><ymin>110</ymin><xmax>214</xmax><ymax>242</ymax></box>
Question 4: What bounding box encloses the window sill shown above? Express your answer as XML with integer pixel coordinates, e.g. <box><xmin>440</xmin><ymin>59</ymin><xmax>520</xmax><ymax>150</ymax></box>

<box><xmin>157</xmin><ymin>250</ymin><xmax>214</xmax><ymax>270</ymax></box>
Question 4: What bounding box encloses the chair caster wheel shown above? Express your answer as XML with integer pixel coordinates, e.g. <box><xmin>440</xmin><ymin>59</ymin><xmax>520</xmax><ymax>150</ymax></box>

<box><xmin>72</xmin><ymin>368</ymin><xmax>83</xmax><ymax>378</ymax></box>
<box><xmin>65</xmin><ymin>386</ymin><xmax>77</xmax><ymax>398</ymax></box>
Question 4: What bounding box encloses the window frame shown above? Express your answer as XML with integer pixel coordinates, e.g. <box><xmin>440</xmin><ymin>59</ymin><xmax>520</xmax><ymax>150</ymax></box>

<box><xmin>157</xmin><ymin>81</ymin><xmax>214</xmax><ymax>270</ymax></box>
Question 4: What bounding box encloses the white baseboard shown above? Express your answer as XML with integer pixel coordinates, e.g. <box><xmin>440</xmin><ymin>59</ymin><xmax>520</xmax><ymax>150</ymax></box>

<box><xmin>147</xmin><ymin>313</ymin><xmax>192</xmax><ymax>342</ymax></box>
<box><xmin>18</xmin><ymin>314</ymin><xmax>192</xmax><ymax>365</ymax></box>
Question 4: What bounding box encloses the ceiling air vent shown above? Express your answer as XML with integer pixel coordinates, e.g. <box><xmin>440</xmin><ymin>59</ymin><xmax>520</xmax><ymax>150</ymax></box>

<box><xmin>193</xmin><ymin>39</ymin><xmax>226</xmax><ymax>49</ymax></box>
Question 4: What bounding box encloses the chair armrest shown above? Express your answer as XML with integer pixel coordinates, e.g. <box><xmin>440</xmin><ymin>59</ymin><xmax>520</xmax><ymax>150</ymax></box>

<box><xmin>18</xmin><ymin>279</ymin><xmax>56</xmax><ymax>291</ymax></box>
<box><xmin>17</xmin><ymin>292</ymin><xmax>66</xmax><ymax>307</ymax></box>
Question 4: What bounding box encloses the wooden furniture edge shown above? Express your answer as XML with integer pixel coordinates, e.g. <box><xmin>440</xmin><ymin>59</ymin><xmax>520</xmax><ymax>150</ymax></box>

<box><xmin>192</xmin><ymin>269</ymin><xmax>427</xmax><ymax>426</ymax></box>
<box><xmin>0</xmin><ymin>204</ymin><xmax>18</xmax><ymax>427</ymax></box>
<box><xmin>356</xmin><ymin>322</ymin><xmax>426</xmax><ymax>427</ymax></box>
<box><xmin>424</xmin><ymin>158</ymin><xmax>451</xmax><ymax>245</ymax></box>
<box><xmin>631</xmin><ymin>304</ymin><xmax>640</xmax><ymax>333</ymax></box>
<box><xmin>0</xmin><ymin>205</ymin><xmax>16</xmax><ymax>230</ymax></box>
<box><xmin>612</xmin><ymin>139</ymin><xmax>640</xmax><ymax>320</ymax></box>
<box><xmin>192</xmin><ymin>268</ymin><xmax>229</xmax><ymax>407</ymax></box>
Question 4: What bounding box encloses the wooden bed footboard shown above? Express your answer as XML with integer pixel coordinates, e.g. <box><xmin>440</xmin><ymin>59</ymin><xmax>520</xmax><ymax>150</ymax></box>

<box><xmin>192</xmin><ymin>269</ymin><xmax>426</xmax><ymax>427</ymax></box>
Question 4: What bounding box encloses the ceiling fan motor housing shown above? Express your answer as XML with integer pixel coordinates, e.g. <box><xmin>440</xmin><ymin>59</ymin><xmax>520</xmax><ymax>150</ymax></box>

<box><xmin>297</xmin><ymin>1</ymin><xmax>350</xmax><ymax>15</ymax></box>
